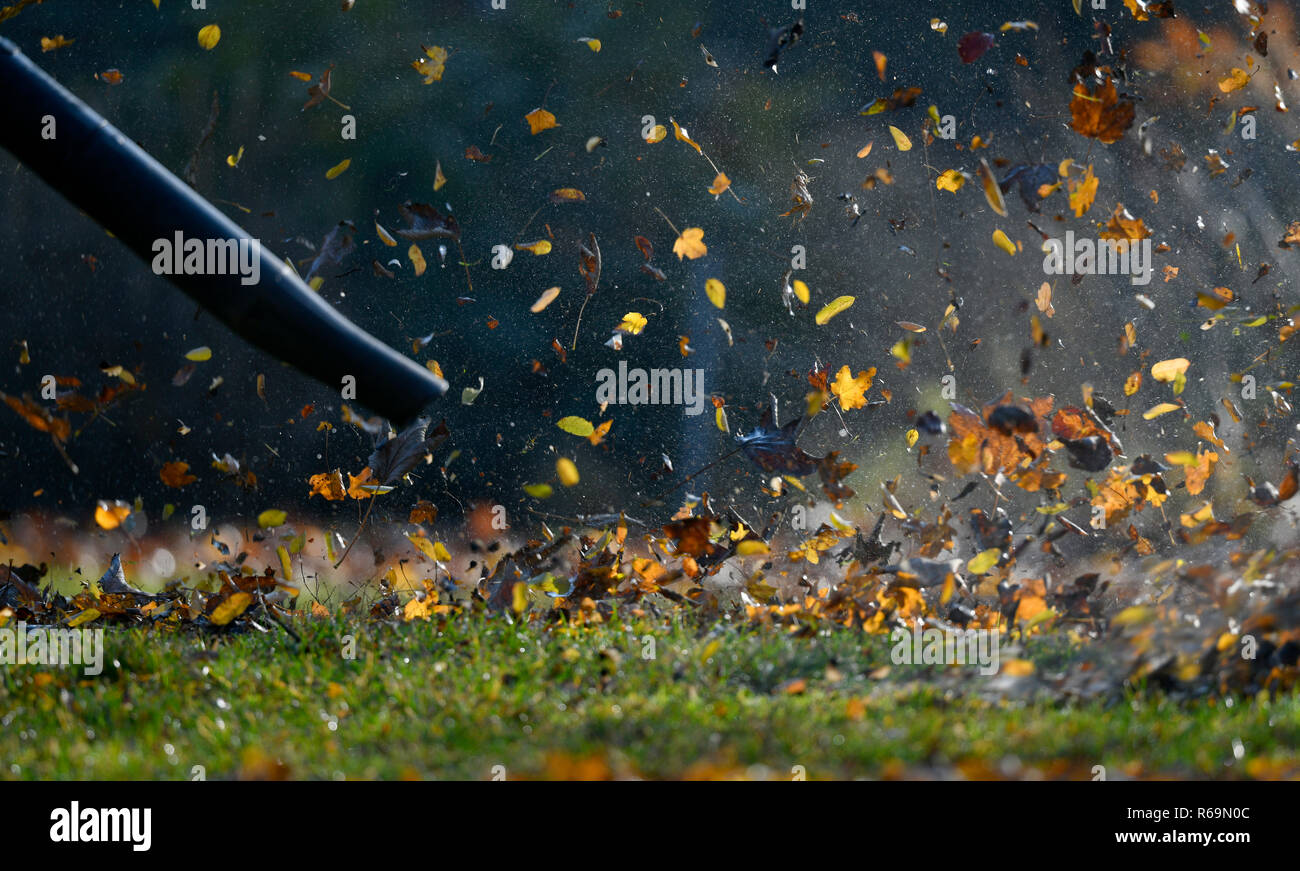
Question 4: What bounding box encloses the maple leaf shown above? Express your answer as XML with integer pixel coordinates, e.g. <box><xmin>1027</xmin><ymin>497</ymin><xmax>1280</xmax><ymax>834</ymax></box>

<box><xmin>159</xmin><ymin>461</ymin><xmax>196</xmax><ymax>488</ymax></box>
<box><xmin>830</xmin><ymin>365</ymin><xmax>876</xmax><ymax>410</ymax></box>
<box><xmin>368</xmin><ymin>417</ymin><xmax>450</xmax><ymax>486</ymax></box>
<box><xmin>307</xmin><ymin>470</ymin><xmax>346</xmax><ymax>501</ymax></box>
<box><xmin>1069</xmin><ymin>77</ymin><xmax>1135</xmax><ymax>144</ymax></box>
<box><xmin>412</xmin><ymin>45</ymin><xmax>448</xmax><ymax>83</ymax></box>
<box><xmin>673</xmin><ymin>227</ymin><xmax>707</xmax><ymax>260</ymax></box>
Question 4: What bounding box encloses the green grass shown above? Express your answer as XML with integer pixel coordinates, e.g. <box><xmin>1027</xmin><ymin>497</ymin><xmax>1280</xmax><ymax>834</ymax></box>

<box><xmin>2</xmin><ymin>611</ymin><xmax>1299</xmax><ymax>780</ymax></box>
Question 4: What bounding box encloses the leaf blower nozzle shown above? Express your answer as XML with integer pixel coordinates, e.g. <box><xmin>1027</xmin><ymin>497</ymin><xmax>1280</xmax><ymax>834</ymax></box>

<box><xmin>0</xmin><ymin>36</ymin><xmax>447</xmax><ymax>425</ymax></box>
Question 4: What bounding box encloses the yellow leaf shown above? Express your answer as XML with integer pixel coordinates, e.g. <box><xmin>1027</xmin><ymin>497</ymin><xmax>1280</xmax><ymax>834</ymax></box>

<box><xmin>94</xmin><ymin>500</ymin><xmax>132</xmax><ymax>530</ymax></box>
<box><xmin>792</xmin><ymin>279</ymin><xmax>810</xmax><ymax>304</ymax></box>
<box><xmin>831</xmin><ymin>365</ymin><xmax>875</xmax><ymax>411</ymax></box>
<box><xmin>185</xmin><ymin>346</ymin><xmax>212</xmax><ymax>361</ymax></box>
<box><xmin>976</xmin><ymin>158</ymin><xmax>1007</xmax><ymax>216</ymax></box>
<box><xmin>515</xmin><ymin>239</ymin><xmax>552</xmax><ymax>255</ymax></box>
<box><xmin>716</xmin><ymin>405</ymin><xmax>729</xmax><ymax>432</ymax></box>
<box><xmin>905</xmin><ymin>428</ymin><xmax>919</xmax><ymax>448</ymax></box>
<box><xmin>618</xmin><ymin>312</ymin><xmax>648</xmax><ymax>334</ymax></box>
<box><xmin>578</xmin><ymin>37</ymin><xmax>601</xmax><ymax>52</ymax></box>
<box><xmin>815</xmin><ymin>295</ymin><xmax>856</xmax><ymax>325</ymax></box>
<box><xmin>557</xmin><ymin>416</ymin><xmax>595</xmax><ymax>437</ymax></box>
<box><xmin>967</xmin><ymin>547</ymin><xmax>1000</xmax><ymax>575</ymax></box>
<box><xmin>708</xmin><ymin>172</ymin><xmax>731</xmax><ymax>196</ymax></box>
<box><xmin>671</xmin><ymin>118</ymin><xmax>703</xmax><ymax>154</ymax></box>
<box><xmin>1151</xmin><ymin>357</ymin><xmax>1190</xmax><ymax>382</ymax></box>
<box><xmin>412</xmin><ymin>45</ymin><xmax>448</xmax><ymax>83</ymax></box>
<box><xmin>433</xmin><ymin>161</ymin><xmax>447</xmax><ymax>191</ymax></box>
<box><xmin>888</xmin><ymin>125</ymin><xmax>912</xmax><ymax>151</ymax></box>
<box><xmin>1218</xmin><ymin>68</ymin><xmax>1250</xmax><ymax>93</ymax></box>
<box><xmin>375</xmin><ymin>222</ymin><xmax>398</xmax><ymax>246</ymax></box>
<box><xmin>210</xmin><ymin>592</ymin><xmax>253</xmax><ymax>627</ymax></box>
<box><xmin>226</xmin><ymin>145</ymin><xmax>244</xmax><ymax>167</ymax></box>
<box><xmin>556</xmin><ymin>457</ymin><xmax>580</xmax><ymax>487</ymax></box>
<box><xmin>257</xmin><ymin>508</ymin><xmax>288</xmax><ymax>528</ymax></box>
<box><xmin>1068</xmin><ymin>164</ymin><xmax>1098</xmax><ymax>217</ymax></box>
<box><xmin>277</xmin><ymin>545</ymin><xmax>293</xmax><ymax>582</ymax></box>
<box><xmin>432</xmin><ymin>541</ymin><xmax>452</xmax><ymax>561</ymax></box>
<box><xmin>530</xmin><ymin>286</ymin><xmax>560</xmax><ymax>313</ymax></box>
<box><xmin>197</xmin><ymin>24</ymin><xmax>221</xmax><ymax>51</ymax></box>
<box><xmin>550</xmin><ymin>187</ymin><xmax>586</xmax><ymax>203</ymax></box>
<box><xmin>936</xmin><ymin>169</ymin><xmax>965</xmax><ymax>192</ymax></box>
<box><xmin>1142</xmin><ymin>402</ymin><xmax>1181</xmax><ymax>420</ymax></box>
<box><xmin>992</xmin><ymin>228</ymin><xmax>1016</xmax><ymax>255</ymax></box>
<box><xmin>68</xmin><ymin>608</ymin><xmax>101</xmax><ymax>628</ymax></box>
<box><xmin>524</xmin><ymin>483</ymin><xmax>554</xmax><ymax>499</ymax></box>
<box><xmin>325</xmin><ymin>158</ymin><xmax>351</xmax><ymax>179</ymax></box>
<box><xmin>736</xmin><ymin>539</ymin><xmax>770</xmax><ymax>556</ymax></box>
<box><xmin>40</xmin><ymin>35</ymin><xmax>74</xmax><ymax>52</ymax></box>
<box><xmin>645</xmin><ymin>124</ymin><xmax>668</xmax><ymax>143</ymax></box>
<box><xmin>673</xmin><ymin>227</ymin><xmax>707</xmax><ymax>260</ymax></box>
<box><xmin>525</xmin><ymin>107</ymin><xmax>558</xmax><ymax>135</ymax></box>
<box><xmin>705</xmin><ymin>278</ymin><xmax>726</xmax><ymax>309</ymax></box>
<box><xmin>408</xmin><ymin>243</ymin><xmax>426</xmax><ymax>276</ymax></box>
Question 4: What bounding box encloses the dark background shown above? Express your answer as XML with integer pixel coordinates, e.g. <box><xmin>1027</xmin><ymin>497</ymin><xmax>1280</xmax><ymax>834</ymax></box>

<box><xmin>0</xmin><ymin>0</ymin><xmax>1295</xmax><ymax>546</ymax></box>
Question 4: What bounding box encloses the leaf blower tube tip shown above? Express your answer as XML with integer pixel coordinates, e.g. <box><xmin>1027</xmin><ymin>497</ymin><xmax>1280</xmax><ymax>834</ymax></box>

<box><xmin>0</xmin><ymin>37</ymin><xmax>447</xmax><ymax>425</ymax></box>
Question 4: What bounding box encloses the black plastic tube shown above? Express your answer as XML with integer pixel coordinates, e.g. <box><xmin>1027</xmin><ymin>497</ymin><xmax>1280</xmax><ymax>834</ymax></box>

<box><xmin>0</xmin><ymin>36</ymin><xmax>447</xmax><ymax>424</ymax></box>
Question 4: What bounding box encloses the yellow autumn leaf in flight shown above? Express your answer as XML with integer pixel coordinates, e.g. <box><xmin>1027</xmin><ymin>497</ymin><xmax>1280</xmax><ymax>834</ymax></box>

<box><xmin>185</xmin><ymin>346</ymin><xmax>212</xmax><ymax>361</ymax></box>
<box><xmin>831</xmin><ymin>365</ymin><xmax>876</xmax><ymax>410</ymax></box>
<box><xmin>433</xmin><ymin>161</ymin><xmax>446</xmax><ymax>191</ymax></box>
<box><xmin>671</xmin><ymin>118</ymin><xmax>703</xmax><ymax>154</ymax></box>
<box><xmin>226</xmin><ymin>145</ymin><xmax>245</xmax><ymax>167</ymax></box>
<box><xmin>514</xmin><ymin>240</ymin><xmax>552</xmax><ymax>255</ymax></box>
<box><xmin>325</xmin><ymin>158</ymin><xmax>351</xmax><ymax>179</ymax></box>
<box><xmin>577</xmin><ymin>37</ymin><xmax>601</xmax><ymax>52</ymax></box>
<box><xmin>704</xmin><ymin>278</ymin><xmax>726</xmax><ymax>309</ymax></box>
<box><xmin>556</xmin><ymin>457</ymin><xmax>580</xmax><ymax>486</ymax></box>
<box><xmin>257</xmin><ymin>508</ymin><xmax>287</xmax><ymax>528</ymax></box>
<box><xmin>977</xmin><ymin>157</ymin><xmax>1008</xmax><ymax>216</ymax></box>
<box><xmin>549</xmin><ymin>187</ymin><xmax>585</xmax><ymax>203</ymax></box>
<box><xmin>645</xmin><ymin>124</ymin><xmax>668</xmax><ymax>143</ymax></box>
<box><xmin>673</xmin><ymin>227</ymin><xmax>707</xmax><ymax>260</ymax></box>
<box><xmin>708</xmin><ymin>172</ymin><xmax>731</xmax><ymax>196</ymax></box>
<box><xmin>197</xmin><ymin>24</ymin><xmax>221</xmax><ymax>51</ymax></box>
<box><xmin>618</xmin><ymin>312</ymin><xmax>648</xmax><ymax>334</ymax></box>
<box><xmin>530</xmin><ymin>286</ymin><xmax>560</xmax><ymax>313</ymax></box>
<box><xmin>992</xmin><ymin>228</ymin><xmax>1016</xmax><ymax>255</ymax></box>
<box><xmin>557</xmin><ymin>416</ymin><xmax>595</xmax><ymax>437</ymax></box>
<box><xmin>375</xmin><ymin>222</ymin><xmax>397</xmax><ymax>247</ymax></box>
<box><xmin>1151</xmin><ymin>357</ymin><xmax>1190</xmax><ymax>382</ymax></box>
<box><xmin>1218</xmin><ymin>68</ymin><xmax>1250</xmax><ymax>92</ymax></box>
<box><xmin>792</xmin><ymin>279</ymin><xmax>810</xmax><ymax>304</ymax></box>
<box><xmin>40</xmin><ymin>35</ymin><xmax>74</xmax><ymax>52</ymax></box>
<box><xmin>936</xmin><ymin>169</ymin><xmax>965</xmax><ymax>192</ymax></box>
<box><xmin>408</xmin><ymin>243</ymin><xmax>426</xmax><ymax>276</ymax></box>
<box><xmin>1068</xmin><ymin>164</ymin><xmax>1098</xmax><ymax>217</ymax></box>
<box><xmin>967</xmin><ymin>548</ymin><xmax>1000</xmax><ymax>575</ymax></box>
<box><xmin>1143</xmin><ymin>402</ymin><xmax>1182</xmax><ymax>420</ymax></box>
<box><xmin>413</xmin><ymin>45</ymin><xmax>448</xmax><ymax>83</ymax></box>
<box><xmin>815</xmin><ymin>295</ymin><xmax>856</xmax><ymax>325</ymax></box>
<box><xmin>525</xmin><ymin>107</ymin><xmax>558</xmax><ymax>135</ymax></box>
<box><xmin>94</xmin><ymin>500</ymin><xmax>131</xmax><ymax>530</ymax></box>
<box><xmin>888</xmin><ymin>125</ymin><xmax>912</xmax><ymax>151</ymax></box>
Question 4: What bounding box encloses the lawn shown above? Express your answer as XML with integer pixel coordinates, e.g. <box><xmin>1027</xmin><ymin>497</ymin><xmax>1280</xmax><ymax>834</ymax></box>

<box><xmin>4</xmin><ymin>610</ymin><xmax>1298</xmax><ymax>780</ymax></box>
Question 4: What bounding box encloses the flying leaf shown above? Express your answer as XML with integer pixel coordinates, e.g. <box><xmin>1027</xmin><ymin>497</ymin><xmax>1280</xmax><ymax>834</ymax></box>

<box><xmin>531</xmin><ymin>286</ymin><xmax>561</xmax><ymax>313</ymax></box>
<box><xmin>673</xmin><ymin>227</ymin><xmax>707</xmax><ymax>260</ymax></box>
<box><xmin>525</xmin><ymin>108</ymin><xmax>558</xmax><ymax>135</ymax></box>
<box><xmin>705</xmin><ymin>278</ymin><xmax>726</xmax><ymax>309</ymax></box>
<box><xmin>325</xmin><ymin>158</ymin><xmax>351</xmax><ymax>179</ymax></box>
<box><xmin>815</xmin><ymin>295</ymin><xmax>855</xmax><ymax>325</ymax></box>
<box><xmin>197</xmin><ymin>24</ymin><xmax>221</xmax><ymax>50</ymax></box>
<box><xmin>557</xmin><ymin>416</ymin><xmax>595</xmax><ymax>437</ymax></box>
<box><xmin>888</xmin><ymin>125</ymin><xmax>912</xmax><ymax>151</ymax></box>
<box><xmin>412</xmin><ymin>45</ymin><xmax>449</xmax><ymax>84</ymax></box>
